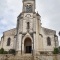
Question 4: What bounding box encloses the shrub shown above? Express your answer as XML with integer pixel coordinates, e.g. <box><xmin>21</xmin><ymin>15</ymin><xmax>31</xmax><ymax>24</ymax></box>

<box><xmin>0</xmin><ymin>48</ymin><xmax>4</xmax><ymax>54</ymax></box>
<box><xmin>9</xmin><ymin>49</ymin><xmax>16</xmax><ymax>55</ymax></box>
<box><xmin>0</xmin><ymin>48</ymin><xmax>8</xmax><ymax>54</ymax></box>
<box><xmin>53</xmin><ymin>48</ymin><xmax>59</xmax><ymax>54</ymax></box>
<box><xmin>58</xmin><ymin>46</ymin><xmax>60</xmax><ymax>53</ymax></box>
<box><xmin>3</xmin><ymin>51</ymin><xmax>8</xmax><ymax>54</ymax></box>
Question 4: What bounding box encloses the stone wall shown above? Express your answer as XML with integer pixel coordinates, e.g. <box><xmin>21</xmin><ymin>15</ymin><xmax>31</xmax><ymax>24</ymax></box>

<box><xmin>0</xmin><ymin>28</ymin><xmax>16</xmax><ymax>51</ymax></box>
<box><xmin>40</xmin><ymin>27</ymin><xmax>58</xmax><ymax>52</ymax></box>
<box><xmin>34</xmin><ymin>54</ymin><xmax>60</xmax><ymax>60</ymax></box>
<box><xmin>0</xmin><ymin>54</ymin><xmax>14</xmax><ymax>60</ymax></box>
<box><xmin>0</xmin><ymin>54</ymin><xmax>60</xmax><ymax>60</ymax></box>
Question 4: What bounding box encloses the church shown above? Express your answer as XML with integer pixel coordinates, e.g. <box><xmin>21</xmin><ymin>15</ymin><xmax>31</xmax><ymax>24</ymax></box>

<box><xmin>0</xmin><ymin>0</ymin><xmax>59</xmax><ymax>55</ymax></box>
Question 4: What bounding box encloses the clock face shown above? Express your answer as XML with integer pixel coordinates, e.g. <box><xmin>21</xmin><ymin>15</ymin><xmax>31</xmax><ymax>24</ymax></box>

<box><xmin>26</xmin><ymin>5</ymin><xmax>32</xmax><ymax>13</ymax></box>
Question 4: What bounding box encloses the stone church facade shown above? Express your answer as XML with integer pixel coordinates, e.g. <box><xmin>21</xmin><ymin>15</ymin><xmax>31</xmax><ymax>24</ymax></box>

<box><xmin>0</xmin><ymin>0</ymin><xmax>59</xmax><ymax>55</ymax></box>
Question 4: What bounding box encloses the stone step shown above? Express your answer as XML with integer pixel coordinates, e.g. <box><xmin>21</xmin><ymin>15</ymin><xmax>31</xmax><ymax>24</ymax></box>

<box><xmin>8</xmin><ymin>54</ymin><xmax>33</xmax><ymax>60</ymax></box>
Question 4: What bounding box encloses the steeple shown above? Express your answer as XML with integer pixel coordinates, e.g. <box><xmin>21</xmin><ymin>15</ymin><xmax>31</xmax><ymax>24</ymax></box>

<box><xmin>22</xmin><ymin>0</ymin><xmax>36</xmax><ymax>13</ymax></box>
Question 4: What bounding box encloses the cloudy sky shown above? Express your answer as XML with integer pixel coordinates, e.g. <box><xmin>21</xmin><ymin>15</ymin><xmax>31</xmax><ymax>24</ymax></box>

<box><xmin>0</xmin><ymin>0</ymin><xmax>60</xmax><ymax>44</ymax></box>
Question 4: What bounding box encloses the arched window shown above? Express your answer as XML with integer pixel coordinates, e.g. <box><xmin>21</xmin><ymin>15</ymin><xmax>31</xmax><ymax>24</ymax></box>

<box><xmin>7</xmin><ymin>38</ymin><xmax>11</xmax><ymax>46</ymax></box>
<box><xmin>47</xmin><ymin>37</ymin><xmax>51</xmax><ymax>46</ymax></box>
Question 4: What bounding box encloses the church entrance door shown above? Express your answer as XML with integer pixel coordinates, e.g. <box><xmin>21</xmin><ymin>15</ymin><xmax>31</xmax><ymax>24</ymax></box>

<box><xmin>24</xmin><ymin>38</ymin><xmax>32</xmax><ymax>53</ymax></box>
<box><xmin>26</xmin><ymin>46</ymin><xmax>32</xmax><ymax>53</ymax></box>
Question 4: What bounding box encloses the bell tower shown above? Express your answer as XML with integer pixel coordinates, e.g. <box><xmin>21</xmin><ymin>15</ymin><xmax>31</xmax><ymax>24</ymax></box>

<box><xmin>16</xmin><ymin>0</ymin><xmax>41</xmax><ymax>55</ymax></box>
<box><xmin>22</xmin><ymin>0</ymin><xmax>36</xmax><ymax>13</ymax></box>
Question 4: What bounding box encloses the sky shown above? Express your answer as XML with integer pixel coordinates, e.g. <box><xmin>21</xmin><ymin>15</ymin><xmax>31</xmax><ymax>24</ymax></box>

<box><xmin>0</xmin><ymin>0</ymin><xmax>60</xmax><ymax>44</ymax></box>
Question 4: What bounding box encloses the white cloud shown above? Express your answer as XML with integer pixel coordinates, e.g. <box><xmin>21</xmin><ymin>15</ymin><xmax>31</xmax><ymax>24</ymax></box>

<box><xmin>0</xmin><ymin>19</ymin><xmax>8</xmax><ymax>25</ymax></box>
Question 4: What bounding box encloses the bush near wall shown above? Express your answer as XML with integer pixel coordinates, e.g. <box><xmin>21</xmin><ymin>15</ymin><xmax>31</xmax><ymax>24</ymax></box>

<box><xmin>58</xmin><ymin>46</ymin><xmax>60</xmax><ymax>53</ymax></box>
<box><xmin>8</xmin><ymin>49</ymin><xmax>16</xmax><ymax>55</ymax></box>
<box><xmin>0</xmin><ymin>48</ymin><xmax>16</xmax><ymax>55</ymax></box>
<box><xmin>53</xmin><ymin>48</ymin><xmax>59</xmax><ymax>54</ymax></box>
<box><xmin>0</xmin><ymin>48</ymin><xmax>8</xmax><ymax>54</ymax></box>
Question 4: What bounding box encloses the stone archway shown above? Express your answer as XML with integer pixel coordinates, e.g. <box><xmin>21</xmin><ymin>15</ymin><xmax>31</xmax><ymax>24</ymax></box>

<box><xmin>24</xmin><ymin>37</ymin><xmax>32</xmax><ymax>53</ymax></box>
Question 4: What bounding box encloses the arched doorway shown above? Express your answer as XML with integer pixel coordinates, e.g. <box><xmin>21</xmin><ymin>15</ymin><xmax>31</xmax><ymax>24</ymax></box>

<box><xmin>24</xmin><ymin>37</ymin><xmax>32</xmax><ymax>53</ymax></box>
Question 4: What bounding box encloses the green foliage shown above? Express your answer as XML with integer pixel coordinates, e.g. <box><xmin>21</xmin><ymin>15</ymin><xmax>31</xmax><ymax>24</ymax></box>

<box><xmin>53</xmin><ymin>48</ymin><xmax>59</xmax><ymax>54</ymax></box>
<box><xmin>9</xmin><ymin>49</ymin><xmax>16</xmax><ymax>55</ymax></box>
<box><xmin>0</xmin><ymin>48</ymin><xmax>8</xmax><ymax>54</ymax></box>
<box><xmin>0</xmin><ymin>48</ymin><xmax>4</xmax><ymax>54</ymax></box>
<box><xmin>58</xmin><ymin>46</ymin><xmax>60</xmax><ymax>53</ymax></box>
<box><xmin>3</xmin><ymin>51</ymin><xmax>8</xmax><ymax>54</ymax></box>
<box><xmin>0</xmin><ymin>48</ymin><xmax>16</xmax><ymax>55</ymax></box>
